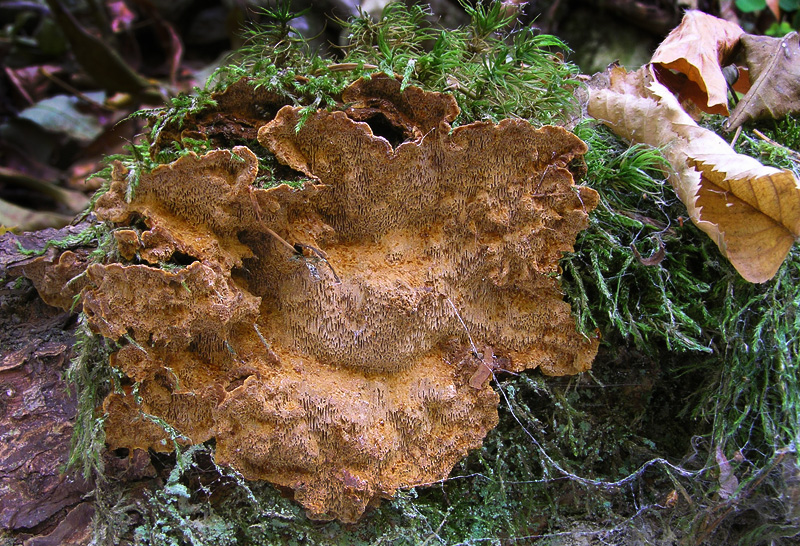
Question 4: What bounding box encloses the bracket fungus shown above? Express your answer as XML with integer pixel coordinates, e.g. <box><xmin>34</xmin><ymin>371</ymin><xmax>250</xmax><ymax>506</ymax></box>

<box><xmin>82</xmin><ymin>75</ymin><xmax>599</xmax><ymax>522</ymax></box>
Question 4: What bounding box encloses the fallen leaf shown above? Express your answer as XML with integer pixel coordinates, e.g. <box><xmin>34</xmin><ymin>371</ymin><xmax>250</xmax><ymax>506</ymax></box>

<box><xmin>630</xmin><ymin>236</ymin><xmax>666</xmax><ymax>266</ymax></box>
<box><xmin>18</xmin><ymin>93</ymin><xmax>106</xmax><ymax>143</ymax></box>
<box><xmin>0</xmin><ymin>198</ymin><xmax>74</xmax><ymax>232</ymax></box>
<box><xmin>588</xmin><ymin>66</ymin><xmax>800</xmax><ymax>283</ymax></box>
<box><xmin>651</xmin><ymin>10</ymin><xmax>743</xmax><ymax>115</ymax></box>
<box><xmin>726</xmin><ymin>32</ymin><xmax>800</xmax><ymax>131</ymax></box>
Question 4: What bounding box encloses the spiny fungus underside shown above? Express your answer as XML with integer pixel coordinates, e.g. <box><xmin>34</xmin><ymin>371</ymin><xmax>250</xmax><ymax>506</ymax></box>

<box><xmin>76</xmin><ymin>75</ymin><xmax>599</xmax><ymax>523</ymax></box>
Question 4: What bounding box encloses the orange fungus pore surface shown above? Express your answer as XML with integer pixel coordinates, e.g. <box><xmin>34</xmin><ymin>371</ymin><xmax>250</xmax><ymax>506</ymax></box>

<box><xmin>84</xmin><ymin>75</ymin><xmax>599</xmax><ymax>522</ymax></box>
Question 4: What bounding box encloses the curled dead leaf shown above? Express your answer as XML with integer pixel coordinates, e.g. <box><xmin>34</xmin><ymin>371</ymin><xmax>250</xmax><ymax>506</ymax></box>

<box><xmin>651</xmin><ymin>10</ymin><xmax>743</xmax><ymax>115</ymax></box>
<box><xmin>588</xmin><ymin>66</ymin><xmax>800</xmax><ymax>283</ymax></box>
<box><xmin>726</xmin><ymin>32</ymin><xmax>800</xmax><ymax>131</ymax></box>
<box><xmin>630</xmin><ymin>236</ymin><xmax>666</xmax><ymax>266</ymax></box>
<box><xmin>715</xmin><ymin>445</ymin><xmax>739</xmax><ymax>500</ymax></box>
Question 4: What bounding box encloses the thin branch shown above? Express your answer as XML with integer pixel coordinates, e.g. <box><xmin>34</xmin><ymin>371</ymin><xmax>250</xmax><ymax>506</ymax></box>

<box><xmin>753</xmin><ymin>128</ymin><xmax>800</xmax><ymax>161</ymax></box>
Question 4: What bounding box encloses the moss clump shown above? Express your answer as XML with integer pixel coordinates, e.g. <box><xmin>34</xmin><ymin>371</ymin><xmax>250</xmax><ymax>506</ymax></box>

<box><xmin>167</xmin><ymin>1</ymin><xmax>579</xmax><ymax>131</ymax></box>
<box><xmin>335</xmin><ymin>1</ymin><xmax>578</xmax><ymax>124</ymax></box>
<box><xmin>65</xmin><ymin>314</ymin><xmax>120</xmax><ymax>479</ymax></box>
<box><xmin>564</xmin><ymin>121</ymin><xmax>800</xmax><ymax>543</ymax></box>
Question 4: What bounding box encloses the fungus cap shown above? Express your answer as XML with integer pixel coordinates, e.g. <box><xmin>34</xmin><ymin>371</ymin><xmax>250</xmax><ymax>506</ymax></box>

<box><xmin>86</xmin><ymin>76</ymin><xmax>599</xmax><ymax>522</ymax></box>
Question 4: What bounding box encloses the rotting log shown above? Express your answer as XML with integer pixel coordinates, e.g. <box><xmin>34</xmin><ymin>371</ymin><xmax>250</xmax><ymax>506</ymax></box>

<box><xmin>0</xmin><ymin>288</ymin><xmax>93</xmax><ymax>544</ymax></box>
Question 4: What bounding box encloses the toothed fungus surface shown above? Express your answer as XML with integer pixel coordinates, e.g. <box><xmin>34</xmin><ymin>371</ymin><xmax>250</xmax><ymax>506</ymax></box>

<box><xmin>84</xmin><ymin>75</ymin><xmax>599</xmax><ymax>522</ymax></box>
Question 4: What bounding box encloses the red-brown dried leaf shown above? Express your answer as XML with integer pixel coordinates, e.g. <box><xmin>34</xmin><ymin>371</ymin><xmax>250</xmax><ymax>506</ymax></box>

<box><xmin>726</xmin><ymin>32</ymin><xmax>800</xmax><ymax>131</ymax></box>
<box><xmin>651</xmin><ymin>10</ymin><xmax>743</xmax><ymax>115</ymax></box>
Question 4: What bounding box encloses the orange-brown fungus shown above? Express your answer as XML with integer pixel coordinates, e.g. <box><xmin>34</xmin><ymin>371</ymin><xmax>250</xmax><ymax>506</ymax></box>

<box><xmin>10</xmin><ymin>249</ymin><xmax>89</xmax><ymax>309</ymax></box>
<box><xmin>86</xmin><ymin>75</ymin><xmax>599</xmax><ymax>522</ymax></box>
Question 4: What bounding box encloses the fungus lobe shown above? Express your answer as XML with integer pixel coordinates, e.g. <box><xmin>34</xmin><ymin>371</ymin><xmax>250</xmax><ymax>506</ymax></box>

<box><xmin>83</xmin><ymin>75</ymin><xmax>599</xmax><ymax>522</ymax></box>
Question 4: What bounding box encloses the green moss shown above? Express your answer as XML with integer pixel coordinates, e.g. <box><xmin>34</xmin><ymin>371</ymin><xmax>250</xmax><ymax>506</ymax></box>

<box><xmin>65</xmin><ymin>314</ymin><xmax>120</xmax><ymax>480</ymax></box>
<box><xmin>565</xmin><ymin>124</ymin><xmax>714</xmax><ymax>353</ymax></box>
<box><xmin>178</xmin><ymin>1</ymin><xmax>577</xmax><ymax>130</ymax></box>
<box><xmin>563</xmin><ymin>121</ymin><xmax>800</xmax><ymax>542</ymax></box>
<box><xmin>13</xmin><ymin>221</ymin><xmax>112</xmax><ymax>257</ymax></box>
<box><xmin>338</xmin><ymin>1</ymin><xmax>578</xmax><ymax>125</ymax></box>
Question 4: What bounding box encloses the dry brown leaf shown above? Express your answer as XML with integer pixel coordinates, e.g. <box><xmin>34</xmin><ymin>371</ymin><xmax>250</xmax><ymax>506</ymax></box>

<box><xmin>651</xmin><ymin>10</ymin><xmax>743</xmax><ymax>115</ymax></box>
<box><xmin>588</xmin><ymin>66</ymin><xmax>800</xmax><ymax>283</ymax></box>
<box><xmin>726</xmin><ymin>32</ymin><xmax>800</xmax><ymax>131</ymax></box>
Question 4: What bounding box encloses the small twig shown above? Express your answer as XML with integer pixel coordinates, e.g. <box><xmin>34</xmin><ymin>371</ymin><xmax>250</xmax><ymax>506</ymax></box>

<box><xmin>4</xmin><ymin>67</ymin><xmax>34</xmax><ymax>105</ymax></box>
<box><xmin>728</xmin><ymin>125</ymin><xmax>742</xmax><ymax>148</ymax></box>
<box><xmin>753</xmin><ymin>128</ymin><xmax>800</xmax><ymax>161</ymax></box>
<box><xmin>317</xmin><ymin>62</ymin><xmax>378</xmax><ymax>74</ymax></box>
<box><xmin>249</xmin><ymin>191</ymin><xmax>295</xmax><ymax>253</ymax></box>
<box><xmin>294</xmin><ymin>243</ymin><xmax>341</xmax><ymax>284</ymax></box>
<box><xmin>421</xmin><ymin>506</ymin><xmax>451</xmax><ymax>546</ymax></box>
<box><xmin>224</xmin><ymin>340</ymin><xmax>242</xmax><ymax>363</ymax></box>
<box><xmin>293</xmin><ymin>242</ymin><xmax>327</xmax><ymax>260</ymax></box>
<box><xmin>38</xmin><ymin>67</ymin><xmax>114</xmax><ymax>111</ymax></box>
<box><xmin>446</xmin><ymin>297</ymin><xmax>479</xmax><ymax>356</ymax></box>
<box><xmin>724</xmin><ymin>65</ymin><xmax>740</xmax><ymax>108</ymax></box>
<box><xmin>445</xmin><ymin>76</ymin><xmax>478</xmax><ymax>100</ymax></box>
<box><xmin>248</xmin><ymin>188</ymin><xmax>340</xmax><ymax>283</ymax></box>
<box><xmin>253</xmin><ymin>323</ymin><xmax>270</xmax><ymax>350</ymax></box>
<box><xmin>587</xmin><ymin>370</ymin><xmax>604</xmax><ymax>388</ymax></box>
<box><xmin>264</xmin><ymin>226</ymin><xmax>298</xmax><ymax>254</ymax></box>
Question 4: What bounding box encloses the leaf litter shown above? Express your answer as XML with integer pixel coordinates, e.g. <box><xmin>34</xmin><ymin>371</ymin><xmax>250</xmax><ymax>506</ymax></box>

<box><xmin>650</xmin><ymin>10</ymin><xmax>743</xmax><ymax>115</ymax></box>
<box><xmin>588</xmin><ymin>11</ymin><xmax>800</xmax><ymax>283</ymax></box>
<box><xmin>727</xmin><ymin>31</ymin><xmax>800</xmax><ymax>130</ymax></box>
